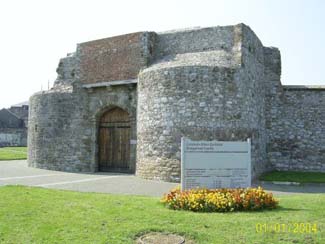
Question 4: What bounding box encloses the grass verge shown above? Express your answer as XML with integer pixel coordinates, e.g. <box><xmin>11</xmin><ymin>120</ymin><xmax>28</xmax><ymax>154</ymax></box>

<box><xmin>260</xmin><ymin>171</ymin><xmax>325</xmax><ymax>183</ymax></box>
<box><xmin>0</xmin><ymin>186</ymin><xmax>324</xmax><ymax>243</ymax></box>
<box><xmin>0</xmin><ymin>147</ymin><xmax>27</xmax><ymax>160</ymax></box>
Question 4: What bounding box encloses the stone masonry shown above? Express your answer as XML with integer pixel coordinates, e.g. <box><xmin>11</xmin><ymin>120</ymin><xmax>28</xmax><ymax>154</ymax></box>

<box><xmin>28</xmin><ymin>24</ymin><xmax>325</xmax><ymax>182</ymax></box>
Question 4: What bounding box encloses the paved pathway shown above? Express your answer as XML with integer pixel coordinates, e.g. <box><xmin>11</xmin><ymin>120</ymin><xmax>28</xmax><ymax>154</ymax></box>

<box><xmin>0</xmin><ymin>160</ymin><xmax>177</xmax><ymax>197</ymax></box>
<box><xmin>1</xmin><ymin>160</ymin><xmax>324</xmax><ymax>196</ymax></box>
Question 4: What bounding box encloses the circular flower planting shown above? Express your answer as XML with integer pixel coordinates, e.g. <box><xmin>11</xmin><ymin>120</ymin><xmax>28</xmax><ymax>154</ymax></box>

<box><xmin>161</xmin><ymin>186</ymin><xmax>278</xmax><ymax>212</ymax></box>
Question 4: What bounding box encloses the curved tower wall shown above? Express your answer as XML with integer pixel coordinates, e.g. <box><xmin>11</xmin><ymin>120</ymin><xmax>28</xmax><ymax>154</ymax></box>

<box><xmin>28</xmin><ymin>54</ymin><xmax>95</xmax><ymax>172</ymax></box>
<box><xmin>28</xmin><ymin>91</ymin><xmax>94</xmax><ymax>172</ymax></box>
<box><xmin>28</xmin><ymin>24</ymin><xmax>273</xmax><ymax>182</ymax></box>
<box><xmin>136</xmin><ymin>24</ymin><xmax>268</xmax><ymax>182</ymax></box>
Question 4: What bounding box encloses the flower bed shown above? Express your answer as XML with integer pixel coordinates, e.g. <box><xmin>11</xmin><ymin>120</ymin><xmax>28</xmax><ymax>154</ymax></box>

<box><xmin>161</xmin><ymin>187</ymin><xmax>278</xmax><ymax>212</ymax></box>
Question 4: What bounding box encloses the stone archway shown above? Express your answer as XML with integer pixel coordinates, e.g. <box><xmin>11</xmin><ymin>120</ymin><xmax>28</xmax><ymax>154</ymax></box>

<box><xmin>98</xmin><ymin>107</ymin><xmax>131</xmax><ymax>172</ymax></box>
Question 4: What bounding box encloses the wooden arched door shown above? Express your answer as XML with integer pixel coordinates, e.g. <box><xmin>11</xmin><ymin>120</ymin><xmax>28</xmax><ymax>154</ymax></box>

<box><xmin>98</xmin><ymin>107</ymin><xmax>131</xmax><ymax>172</ymax></box>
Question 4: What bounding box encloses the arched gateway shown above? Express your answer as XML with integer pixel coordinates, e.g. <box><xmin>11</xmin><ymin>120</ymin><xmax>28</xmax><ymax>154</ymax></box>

<box><xmin>98</xmin><ymin>107</ymin><xmax>131</xmax><ymax>172</ymax></box>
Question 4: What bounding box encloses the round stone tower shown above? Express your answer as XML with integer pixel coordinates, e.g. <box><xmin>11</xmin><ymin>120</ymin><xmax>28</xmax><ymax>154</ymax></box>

<box><xmin>136</xmin><ymin>25</ymin><xmax>268</xmax><ymax>182</ymax></box>
<box><xmin>28</xmin><ymin>24</ymin><xmax>270</xmax><ymax>182</ymax></box>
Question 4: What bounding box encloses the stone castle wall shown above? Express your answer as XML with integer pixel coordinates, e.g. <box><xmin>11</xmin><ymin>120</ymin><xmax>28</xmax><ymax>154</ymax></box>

<box><xmin>28</xmin><ymin>52</ymin><xmax>93</xmax><ymax>171</ymax></box>
<box><xmin>85</xmin><ymin>85</ymin><xmax>137</xmax><ymax>172</ymax></box>
<box><xmin>136</xmin><ymin>24</ymin><xmax>270</xmax><ymax>182</ymax></box>
<box><xmin>28</xmin><ymin>38</ymin><xmax>138</xmax><ymax>172</ymax></box>
<box><xmin>268</xmin><ymin>87</ymin><xmax>325</xmax><ymax>172</ymax></box>
<box><xmin>28</xmin><ymin>90</ymin><xmax>91</xmax><ymax>171</ymax></box>
<box><xmin>28</xmin><ymin>24</ymin><xmax>325</xmax><ymax>181</ymax></box>
<box><xmin>263</xmin><ymin>46</ymin><xmax>325</xmax><ymax>173</ymax></box>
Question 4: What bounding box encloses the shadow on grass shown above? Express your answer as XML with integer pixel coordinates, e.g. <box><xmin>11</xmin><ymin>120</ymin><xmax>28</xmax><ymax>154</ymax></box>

<box><xmin>165</xmin><ymin>205</ymin><xmax>304</xmax><ymax>215</ymax></box>
<box><xmin>236</xmin><ymin>206</ymin><xmax>305</xmax><ymax>214</ymax></box>
<box><xmin>273</xmin><ymin>206</ymin><xmax>305</xmax><ymax>212</ymax></box>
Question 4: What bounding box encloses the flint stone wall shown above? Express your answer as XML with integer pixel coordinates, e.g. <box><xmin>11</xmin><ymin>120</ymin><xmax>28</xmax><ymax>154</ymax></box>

<box><xmin>136</xmin><ymin>24</ymin><xmax>269</xmax><ymax>182</ymax></box>
<box><xmin>28</xmin><ymin>90</ymin><xmax>91</xmax><ymax>171</ymax></box>
<box><xmin>268</xmin><ymin>87</ymin><xmax>325</xmax><ymax>172</ymax></box>
<box><xmin>28</xmin><ymin>23</ymin><xmax>325</xmax><ymax>182</ymax></box>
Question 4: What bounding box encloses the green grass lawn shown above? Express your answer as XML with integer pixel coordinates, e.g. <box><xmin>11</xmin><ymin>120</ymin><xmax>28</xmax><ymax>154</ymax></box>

<box><xmin>260</xmin><ymin>171</ymin><xmax>325</xmax><ymax>184</ymax></box>
<box><xmin>0</xmin><ymin>147</ymin><xmax>27</xmax><ymax>160</ymax></box>
<box><xmin>0</xmin><ymin>186</ymin><xmax>324</xmax><ymax>244</ymax></box>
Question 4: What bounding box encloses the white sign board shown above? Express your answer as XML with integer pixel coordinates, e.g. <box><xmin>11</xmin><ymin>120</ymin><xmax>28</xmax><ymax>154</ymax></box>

<box><xmin>181</xmin><ymin>138</ymin><xmax>251</xmax><ymax>190</ymax></box>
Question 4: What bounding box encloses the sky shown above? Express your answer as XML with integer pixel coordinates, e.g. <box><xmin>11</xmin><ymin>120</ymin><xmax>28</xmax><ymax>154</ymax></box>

<box><xmin>0</xmin><ymin>0</ymin><xmax>324</xmax><ymax>108</ymax></box>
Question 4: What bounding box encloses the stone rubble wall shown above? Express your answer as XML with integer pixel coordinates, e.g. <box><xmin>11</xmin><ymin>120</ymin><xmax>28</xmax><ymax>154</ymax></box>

<box><xmin>86</xmin><ymin>85</ymin><xmax>137</xmax><ymax>172</ymax></box>
<box><xmin>28</xmin><ymin>37</ymin><xmax>138</xmax><ymax>173</ymax></box>
<box><xmin>237</xmin><ymin>25</ymin><xmax>269</xmax><ymax>177</ymax></box>
<box><xmin>154</xmin><ymin>26</ymin><xmax>236</xmax><ymax>58</ymax></box>
<box><xmin>28</xmin><ymin>51</ymin><xmax>95</xmax><ymax>172</ymax></box>
<box><xmin>54</xmin><ymin>53</ymin><xmax>76</xmax><ymax>88</ymax></box>
<box><xmin>264</xmin><ymin>46</ymin><xmax>325</xmax><ymax>172</ymax></box>
<box><xmin>27</xmin><ymin>23</ymin><xmax>325</xmax><ymax>181</ymax></box>
<box><xmin>137</xmin><ymin>24</ymin><xmax>270</xmax><ymax>182</ymax></box>
<box><xmin>269</xmin><ymin>88</ymin><xmax>325</xmax><ymax>172</ymax></box>
<box><xmin>27</xmin><ymin>90</ymin><xmax>92</xmax><ymax>172</ymax></box>
<box><xmin>264</xmin><ymin>47</ymin><xmax>284</xmax><ymax>170</ymax></box>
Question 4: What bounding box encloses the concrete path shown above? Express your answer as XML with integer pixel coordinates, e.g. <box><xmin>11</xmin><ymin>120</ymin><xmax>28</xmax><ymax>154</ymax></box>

<box><xmin>0</xmin><ymin>160</ymin><xmax>177</xmax><ymax>197</ymax></box>
<box><xmin>0</xmin><ymin>160</ymin><xmax>324</xmax><ymax>196</ymax></box>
